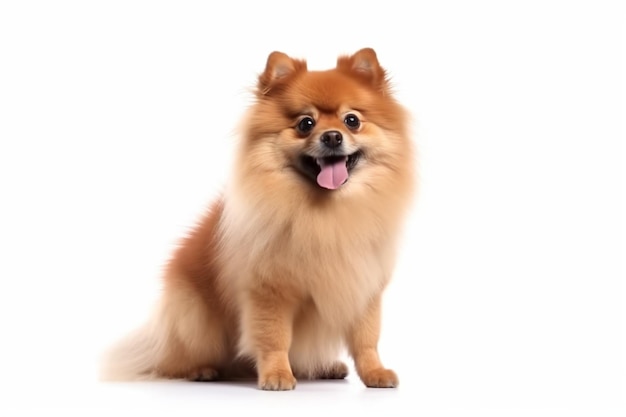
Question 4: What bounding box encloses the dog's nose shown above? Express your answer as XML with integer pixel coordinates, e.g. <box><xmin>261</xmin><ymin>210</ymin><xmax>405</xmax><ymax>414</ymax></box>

<box><xmin>320</xmin><ymin>130</ymin><xmax>343</xmax><ymax>148</ymax></box>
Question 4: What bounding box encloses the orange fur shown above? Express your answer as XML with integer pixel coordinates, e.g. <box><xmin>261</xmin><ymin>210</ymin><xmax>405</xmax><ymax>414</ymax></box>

<box><xmin>101</xmin><ymin>48</ymin><xmax>415</xmax><ymax>390</ymax></box>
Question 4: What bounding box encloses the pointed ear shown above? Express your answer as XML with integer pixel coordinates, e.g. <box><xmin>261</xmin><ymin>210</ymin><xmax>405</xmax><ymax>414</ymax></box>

<box><xmin>257</xmin><ymin>51</ymin><xmax>307</xmax><ymax>95</ymax></box>
<box><xmin>337</xmin><ymin>48</ymin><xmax>388</xmax><ymax>91</ymax></box>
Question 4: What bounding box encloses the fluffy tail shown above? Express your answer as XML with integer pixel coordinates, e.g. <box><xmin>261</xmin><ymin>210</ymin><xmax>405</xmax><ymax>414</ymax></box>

<box><xmin>99</xmin><ymin>316</ymin><xmax>164</xmax><ymax>381</ymax></box>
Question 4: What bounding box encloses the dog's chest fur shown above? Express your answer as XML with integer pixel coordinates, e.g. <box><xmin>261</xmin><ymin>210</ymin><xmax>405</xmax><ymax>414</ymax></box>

<box><xmin>218</xmin><ymin>193</ymin><xmax>397</xmax><ymax>326</ymax></box>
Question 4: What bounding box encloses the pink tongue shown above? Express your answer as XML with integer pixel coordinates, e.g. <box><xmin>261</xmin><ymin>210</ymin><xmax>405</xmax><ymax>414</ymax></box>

<box><xmin>316</xmin><ymin>156</ymin><xmax>349</xmax><ymax>190</ymax></box>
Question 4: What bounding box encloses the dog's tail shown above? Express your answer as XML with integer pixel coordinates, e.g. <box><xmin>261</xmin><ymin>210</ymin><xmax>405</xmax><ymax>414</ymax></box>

<box><xmin>99</xmin><ymin>313</ymin><xmax>165</xmax><ymax>381</ymax></box>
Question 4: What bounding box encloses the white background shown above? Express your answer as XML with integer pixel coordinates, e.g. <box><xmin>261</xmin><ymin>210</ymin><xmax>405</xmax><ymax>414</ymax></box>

<box><xmin>0</xmin><ymin>1</ymin><xmax>623</xmax><ymax>416</ymax></box>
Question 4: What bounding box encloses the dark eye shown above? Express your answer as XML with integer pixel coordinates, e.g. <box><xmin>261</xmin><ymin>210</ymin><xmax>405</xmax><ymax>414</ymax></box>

<box><xmin>297</xmin><ymin>116</ymin><xmax>315</xmax><ymax>134</ymax></box>
<box><xmin>344</xmin><ymin>113</ymin><xmax>360</xmax><ymax>130</ymax></box>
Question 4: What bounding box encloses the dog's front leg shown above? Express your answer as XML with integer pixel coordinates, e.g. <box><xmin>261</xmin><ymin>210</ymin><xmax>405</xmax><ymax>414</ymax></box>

<box><xmin>347</xmin><ymin>294</ymin><xmax>399</xmax><ymax>388</ymax></box>
<box><xmin>242</xmin><ymin>284</ymin><xmax>298</xmax><ymax>391</ymax></box>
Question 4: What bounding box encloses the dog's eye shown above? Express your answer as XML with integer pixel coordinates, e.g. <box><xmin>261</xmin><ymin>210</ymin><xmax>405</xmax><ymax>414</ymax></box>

<box><xmin>344</xmin><ymin>114</ymin><xmax>360</xmax><ymax>130</ymax></box>
<box><xmin>296</xmin><ymin>117</ymin><xmax>316</xmax><ymax>134</ymax></box>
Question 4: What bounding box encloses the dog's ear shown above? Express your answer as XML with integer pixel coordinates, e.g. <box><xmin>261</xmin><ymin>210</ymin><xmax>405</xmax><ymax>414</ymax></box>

<box><xmin>257</xmin><ymin>51</ymin><xmax>307</xmax><ymax>95</ymax></box>
<box><xmin>337</xmin><ymin>48</ymin><xmax>389</xmax><ymax>92</ymax></box>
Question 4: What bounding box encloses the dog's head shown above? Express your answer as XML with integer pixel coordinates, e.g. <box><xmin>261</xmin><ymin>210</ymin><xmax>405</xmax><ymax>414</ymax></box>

<box><xmin>239</xmin><ymin>48</ymin><xmax>412</xmax><ymax>196</ymax></box>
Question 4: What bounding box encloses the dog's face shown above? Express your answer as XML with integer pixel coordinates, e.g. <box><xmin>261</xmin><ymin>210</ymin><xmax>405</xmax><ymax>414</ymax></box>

<box><xmin>241</xmin><ymin>48</ymin><xmax>409</xmax><ymax>194</ymax></box>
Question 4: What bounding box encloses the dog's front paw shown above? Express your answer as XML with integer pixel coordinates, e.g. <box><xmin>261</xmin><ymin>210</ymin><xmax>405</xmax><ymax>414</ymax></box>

<box><xmin>360</xmin><ymin>368</ymin><xmax>398</xmax><ymax>388</ymax></box>
<box><xmin>258</xmin><ymin>369</ymin><xmax>297</xmax><ymax>391</ymax></box>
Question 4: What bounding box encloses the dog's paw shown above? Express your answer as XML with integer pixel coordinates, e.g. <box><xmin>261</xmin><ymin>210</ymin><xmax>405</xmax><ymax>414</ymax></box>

<box><xmin>258</xmin><ymin>369</ymin><xmax>297</xmax><ymax>391</ymax></box>
<box><xmin>319</xmin><ymin>361</ymin><xmax>349</xmax><ymax>379</ymax></box>
<box><xmin>187</xmin><ymin>366</ymin><xmax>219</xmax><ymax>382</ymax></box>
<box><xmin>360</xmin><ymin>368</ymin><xmax>398</xmax><ymax>388</ymax></box>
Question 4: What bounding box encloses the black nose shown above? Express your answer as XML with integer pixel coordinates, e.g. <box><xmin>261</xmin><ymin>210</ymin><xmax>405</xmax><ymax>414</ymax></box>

<box><xmin>320</xmin><ymin>130</ymin><xmax>343</xmax><ymax>148</ymax></box>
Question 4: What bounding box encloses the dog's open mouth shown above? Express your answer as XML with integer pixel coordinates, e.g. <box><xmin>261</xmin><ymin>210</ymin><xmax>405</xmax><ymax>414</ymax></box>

<box><xmin>298</xmin><ymin>151</ymin><xmax>362</xmax><ymax>190</ymax></box>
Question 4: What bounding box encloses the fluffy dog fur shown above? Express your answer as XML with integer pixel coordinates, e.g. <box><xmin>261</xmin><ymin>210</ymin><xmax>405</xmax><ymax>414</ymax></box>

<box><xmin>101</xmin><ymin>48</ymin><xmax>415</xmax><ymax>390</ymax></box>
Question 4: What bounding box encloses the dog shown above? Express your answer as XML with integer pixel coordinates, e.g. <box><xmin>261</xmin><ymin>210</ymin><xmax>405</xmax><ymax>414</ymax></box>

<box><xmin>101</xmin><ymin>48</ymin><xmax>415</xmax><ymax>390</ymax></box>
